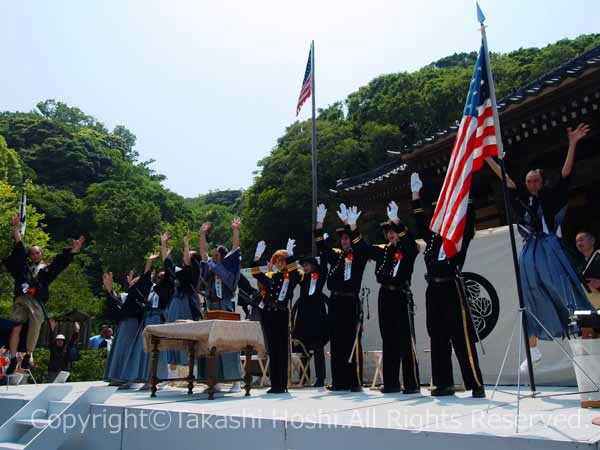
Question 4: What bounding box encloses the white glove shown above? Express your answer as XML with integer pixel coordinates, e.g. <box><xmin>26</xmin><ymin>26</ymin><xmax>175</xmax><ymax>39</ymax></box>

<box><xmin>323</xmin><ymin>233</ymin><xmax>329</xmax><ymax>240</ymax></box>
<box><xmin>336</xmin><ymin>204</ymin><xmax>348</xmax><ymax>223</ymax></box>
<box><xmin>286</xmin><ymin>238</ymin><xmax>296</xmax><ymax>257</ymax></box>
<box><xmin>255</xmin><ymin>241</ymin><xmax>266</xmax><ymax>259</ymax></box>
<box><xmin>316</xmin><ymin>204</ymin><xmax>327</xmax><ymax>223</ymax></box>
<box><xmin>410</xmin><ymin>172</ymin><xmax>423</xmax><ymax>193</ymax></box>
<box><xmin>347</xmin><ymin>206</ymin><xmax>362</xmax><ymax>226</ymax></box>
<box><xmin>386</xmin><ymin>201</ymin><xmax>399</xmax><ymax>222</ymax></box>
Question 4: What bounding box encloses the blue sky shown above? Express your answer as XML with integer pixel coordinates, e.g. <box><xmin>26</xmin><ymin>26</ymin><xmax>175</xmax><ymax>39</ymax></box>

<box><xmin>1</xmin><ymin>0</ymin><xmax>598</xmax><ymax>197</ymax></box>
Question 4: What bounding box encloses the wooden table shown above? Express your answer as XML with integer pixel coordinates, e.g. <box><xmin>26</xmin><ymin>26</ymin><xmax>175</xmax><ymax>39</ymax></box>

<box><xmin>143</xmin><ymin>320</ymin><xmax>265</xmax><ymax>399</ymax></box>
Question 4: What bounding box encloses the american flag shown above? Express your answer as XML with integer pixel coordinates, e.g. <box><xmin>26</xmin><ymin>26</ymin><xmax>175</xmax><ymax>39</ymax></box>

<box><xmin>430</xmin><ymin>42</ymin><xmax>499</xmax><ymax>258</ymax></box>
<box><xmin>296</xmin><ymin>44</ymin><xmax>313</xmax><ymax>116</ymax></box>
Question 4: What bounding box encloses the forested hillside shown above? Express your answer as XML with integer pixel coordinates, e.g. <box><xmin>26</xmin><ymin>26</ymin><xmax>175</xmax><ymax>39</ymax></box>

<box><xmin>1</xmin><ymin>34</ymin><xmax>598</xmax><ymax>319</ymax></box>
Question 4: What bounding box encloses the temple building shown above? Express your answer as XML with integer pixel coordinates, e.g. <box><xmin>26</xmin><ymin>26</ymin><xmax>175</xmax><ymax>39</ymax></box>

<box><xmin>336</xmin><ymin>44</ymin><xmax>600</xmax><ymax>244</ymax></box>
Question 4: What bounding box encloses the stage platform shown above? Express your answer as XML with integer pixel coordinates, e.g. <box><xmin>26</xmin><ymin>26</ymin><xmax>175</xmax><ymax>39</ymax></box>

<box><xmin>1</xmin><ymin>382</ymin><xmax>600</xmax><ymax>450</ymax></box>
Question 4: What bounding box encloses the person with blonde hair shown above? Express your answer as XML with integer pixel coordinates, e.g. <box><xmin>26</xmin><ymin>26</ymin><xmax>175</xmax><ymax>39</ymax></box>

<box><xmin>251</xmin><ymin>238</ymin><xmax>300</xmax><ymax>394</ymax></box>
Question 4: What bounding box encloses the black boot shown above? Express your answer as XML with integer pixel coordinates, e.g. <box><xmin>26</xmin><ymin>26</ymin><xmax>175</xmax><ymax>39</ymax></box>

<box><xmin>313</xmin><ymin>380</ymin><xmax>325</xmax><ymax>388</ymax></box>
<box><xmin>6</xmin><ymin>357</ymin><xmax>17</xmax><ymax>375</ymax></box>
<box><xmin>431</xmin><ymin>386</ymin><xmax>455</xmax><ymax>397</ymax></box>
<box><xmin>380</xmin><ymin>385</ymin><xmax>401</xmax><ymax>393</ymax></box>
<box><xmin>327</xmin><ymin>385</ymin><xmax>348</xmax><ymax>391</ymax></box>
<box><xmin>20</xmin><ymin>354</ymin><xmax>31</xmax><ymax>370</ymax></box>
<box><xmin>267</xmin><ymin>387</ymin><xmax>286</xmax><ymax>394</ymax></box>
<box><xmin>402</xmin><ymin>387</ymin><xmax>420</xmax><ymax>395</ymax></box>
<box><xmin>472</xmin><ymin>386</ymin><xmax>486</xmax><ymax>398</ymax></box>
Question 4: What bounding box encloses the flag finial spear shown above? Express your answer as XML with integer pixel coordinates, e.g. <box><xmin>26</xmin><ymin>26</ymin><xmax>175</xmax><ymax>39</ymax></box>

<box><xmin>476</xmin><ymin>2</ymin><xmax>486</xmax><ymax>25</ymax></box>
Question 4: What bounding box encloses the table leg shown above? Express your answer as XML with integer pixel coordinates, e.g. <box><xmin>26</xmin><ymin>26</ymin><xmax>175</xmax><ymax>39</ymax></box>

<box><xmin>187</xmin><ymin>342</ymin><xmax>195</xmax><ymax>395</ymax></box>
<box><xmin>207</xmin><ymin>347</ymin><xmax>217</xmax><ymax>400</ymax></box>
<box><xmin>150</xmin><ymin>337</ymin><xmax>159</xmax><ymax>398</ymax></box>
<box><xmin>244</xmin><ymin>346</ymin><xmax>253</xmax><ymax>397</ymax></box>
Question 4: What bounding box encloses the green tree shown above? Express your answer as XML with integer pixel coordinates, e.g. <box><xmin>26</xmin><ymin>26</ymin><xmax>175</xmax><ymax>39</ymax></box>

<box><xmin>0</xmin><ymin>135</ymin><xmax>22</xmax><ymax>184</ymax></box>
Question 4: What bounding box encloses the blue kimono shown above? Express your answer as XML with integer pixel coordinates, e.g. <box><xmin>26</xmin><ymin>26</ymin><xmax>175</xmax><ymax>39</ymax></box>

<box><xmin>103</xmin><ymin>274</ymin><xmax>150</xmax><ymax>382</ymax></box>
<box><xmin>164</xmin><ymin>257</ymin><xmax>202</xmax><ymax>365</ymax></box>
<box><xmin>513</xmin><ymin>175</ymin><xmax>592</xmax><ymax>339</ymax></box>
<box><xmin>131</xmin><ymin>283</ymin><xmax>169</xmax><ymax>382</ymax></box>
<box><xmin>197</xmin><ymin>248</ymin><xmax>243</xmax><ymax>382</ymax></box>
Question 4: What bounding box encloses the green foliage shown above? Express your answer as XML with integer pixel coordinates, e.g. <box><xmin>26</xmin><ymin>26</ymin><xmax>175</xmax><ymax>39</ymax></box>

<box><xmin>47</xmin><ymin>261</ymin><xmax>102</xmax><ymax>318</ymax></box>
<box><xmin>240</xmin><ymin>33</ymin><xmax>600</xmax><ymax>255</ymax></box>
<box><xmin>29</xmin><ymin>348</ymin><xmax>107</xmax><ymax>383</ymax></box>
<box><xmin>1</xmin><ymin>33</ymin><xmax>598</xmax><ymax>317</ymax></box>
<box><xmin>36</xmin><ymin>99</ymin><xmax>108</xmax><ymax>133</ymax></box>
<box><xmin>0</xmin><ymin>136</ymin><xmax>22</xmax><ymax>185</ymax></box>
<box><xmin>69</xmin><ymin>349</ymin><xmax>108</xmax><ymax>382</ymax></box>
<box><xmin>88</xmin><ymin>184</ymin><xmax>163</xmax><ymax>275</ymax></box>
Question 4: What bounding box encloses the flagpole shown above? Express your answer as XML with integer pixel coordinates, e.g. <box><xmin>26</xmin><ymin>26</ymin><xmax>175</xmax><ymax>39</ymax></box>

<box><xmin>478</xmin><ymin>5</ymin><xmax>537</xmax><ymax>392</ymax></box>
<box><xmin>310</xmin><ymin>40</ymin><xmax>318</xmax><ymax>256</ymax></box>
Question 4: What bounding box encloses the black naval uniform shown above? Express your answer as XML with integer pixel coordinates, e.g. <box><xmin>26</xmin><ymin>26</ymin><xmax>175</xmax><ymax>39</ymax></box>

<box><xmin>366</xmin><ymin>226</ymin><xmax>420</xmax><ymax>392</ymax></box>
<box><xmin>251</xmin><ymin>256</ymin><xmax>301</xmax><ymax>393</ymax></box>
<box><xmin>412</xmin><ymin>198</ymin><xmax>484</xmax><ymax>393</ymax></box>
<box><xmin>291</xmin><ymin>257</ymin><xmax>329</xmax><ymax>385</ymax></box>
<box><xmin>315</xmin><ymin>226</ymin><xmax>369</xmax><ymax>390</ymax></box>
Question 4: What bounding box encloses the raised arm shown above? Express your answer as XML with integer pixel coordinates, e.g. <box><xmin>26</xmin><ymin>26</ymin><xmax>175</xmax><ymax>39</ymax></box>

<box><xmin>485</xmin><ymin>157</ymin><xmax>516</xmax><ymax>190</ymax></box>
<box><xmin>251</xmin><ymin>241</ymin><xmax>271</xmax><ymax>286</ymax></box>
<box><xmin>183</xmin><ymin>233</ymin><xmax>191</xmax><ymax>266</ymax></box>
<box><xmin>563</xmin><ymin>123</ymin><xmax>590</xmax><ymax>178</ymax></box>
<box><xmin>160</xmin><ymin>232</ymin><xmax>172</xmax><ymax>262</ymax></box>
<box><xmin>231</xmin><ymin>217</ymin><xmax>241</xmax><ymax>250</ymax></box>
<box><xmin>316</xmin><ymin>203</ymin><xmax>327</xmax><ymax>231</ymax></box>
<box><xmin>199</xmin><ymin>223</ymin><xmax>210</xmax><ymax>262</ymax></box>
<box><xmin>144</xmin><ymin>253</ymin><xmax>160</xmax><ymax>274</ymax></box>
<box><xmin>315</xmin><ymin>203</ymin><xmax>336</xmax><ymax>261</ymax></box>
<box><xmin>346</xmin><ymin>205</ymin><xmax>362</xmax><ymax>232</ymax></box>
<box><xmin>43</xmin><ymin>236</ymin><xmax>84</xmax><ymax>284</ymax></box>
<box><xmin>4</xmin><ymin>216</ymin><xmax>26</xmax><ymax>278</ymax></box>
<box><xmin>10</xmin><ymin>214</ymin><xmax>22</xmax><ymax>243</ymax></box>
<box><xmin>410</xmin><ymin>173</ymin><xmax>430</xmax><ymax>239</ymax></box>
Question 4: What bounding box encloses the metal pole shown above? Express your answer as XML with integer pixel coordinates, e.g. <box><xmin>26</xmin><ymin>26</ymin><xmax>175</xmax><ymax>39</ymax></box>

<box><xmin>310</xmin><ymin>40</ymin><xmax>318</xmax><ymax>256</ymax></box>
<box><xmin>479</xmin><ymin>17</ymin><xmax>536</xmax><ymax>392</ymax></box>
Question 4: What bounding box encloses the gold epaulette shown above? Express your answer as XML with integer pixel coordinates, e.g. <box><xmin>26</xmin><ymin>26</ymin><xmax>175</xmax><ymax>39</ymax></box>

<box><xmin>398</xmin><ymin>230</ymin><xmax>407</xmax><ymax>237</ymax></box>
<box><xmin>315</xmin><ymin>236</ymin><xmax>324</xmax><ymax>242</ymax></box>
<box><xmin>286</xmin><ymin>262</ymin><xmax>298</xmax><ymax>272</ymax></box>
<box><xmin>352</xmin><ymin>234</ymin><xmax>362</xmax><ymax>244</ymax></box>
<box><xmin>251</xmin><ymin>266</ymin><xmax>261</xmax><ymax>275</ymax></box>
<box><xmin>376</xmin><ymin>244</ymin><xmax>386</xmax><ymax>249</ymax></box>
<box><xmin>333</xmin><ymin>248</ymin><xmax>342</xmax><ymax>254</ymax></box>
<box><xmin>413</xmin><ymin>208</ymin><xmax>424</xmax><ymax>213</ymax></box>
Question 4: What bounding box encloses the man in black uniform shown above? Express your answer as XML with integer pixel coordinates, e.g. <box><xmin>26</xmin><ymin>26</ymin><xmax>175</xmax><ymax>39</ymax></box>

<box><xmin>315</xmin><ymin>203</ymin><xmax>368</xmax><ymax>392</ymax></box>
<box><xmin>410</xmin><ymin>173</ymin><xmax>485</xmax><ymax>398</ymax></box>
<box><xmin>365</xmin><ymin>201</ymin><xmax>420</xmax><ymax>394</ymax></box>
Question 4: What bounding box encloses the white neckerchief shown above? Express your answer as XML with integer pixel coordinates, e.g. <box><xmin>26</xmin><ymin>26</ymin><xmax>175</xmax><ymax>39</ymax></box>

<box><xmin>29</xmin><ymin>262</ymin><xmax>48</xmax><ymax>278</ymax></box>
<box><xmin>278</xmin><ymin>275</ymin><xmax>290</xmax><ymax>301</ymax></box>
<box><xmin>343</xmin><ymin>254</ymin><xmax>352</xmax><ymax>281</ymax></box>
<box><xmin>308</xmin><ymin>274</ymin><xmax>318</xmax><ymax>296</ymax></box>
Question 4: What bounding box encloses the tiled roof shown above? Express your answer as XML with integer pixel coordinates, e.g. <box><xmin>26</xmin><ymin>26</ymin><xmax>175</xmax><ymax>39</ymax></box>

<box><xmin>337</xmin><ymin>43</ymin><xmax>600</xmax><ymax>191</ymax></box>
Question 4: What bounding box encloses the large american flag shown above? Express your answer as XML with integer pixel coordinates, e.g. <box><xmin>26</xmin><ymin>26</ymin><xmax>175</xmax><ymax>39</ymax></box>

<box><xmin>296</xmin><ymin>44</ymin><xmax>313</xmax><ymax>116</ymax></box>
<box><xmin>430</xmin><ymin>42</ymin><xmax>499</xmax><ymax>258</ymax></box>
